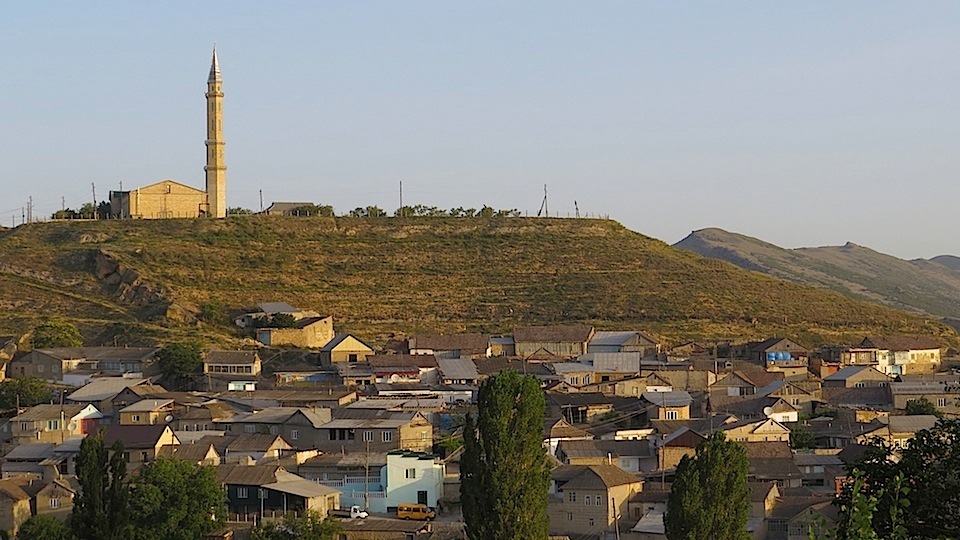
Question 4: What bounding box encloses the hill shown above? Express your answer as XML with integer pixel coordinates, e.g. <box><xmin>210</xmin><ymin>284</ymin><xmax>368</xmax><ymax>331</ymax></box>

<box><xmin>675</xmin><ymin>227</ymin><xmax>960</xmax><ymax>321</ymax></box>
<box><xmin>0</xmin><ymin>218</ymin><xmax>954</xmax><ymax>348</ymax></box>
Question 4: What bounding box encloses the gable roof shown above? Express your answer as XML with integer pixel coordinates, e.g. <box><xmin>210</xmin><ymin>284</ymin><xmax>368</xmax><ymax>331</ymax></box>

<box><xmin>557</xmin><ymin>439</ymin><xmax>652</xmax><ymax>460</ymax></box>
<box><xmin>320</xmin><ymin>334</ymin><xmax>372</xmax><ymax>352</ymax></box>
<box><xmin>642</xmin><ymin>391</ymin><xmax>692</xmax><ymax>408</ymax></box>
<box><xmin>230</xmin><ymin>407</ymin><xmax>330</xmax><ymax>428</ymax></box>
<box><xmin>367</xmin><ymin>354</ymin><xmax>439</xmax><ymax>369</ymax></box>
<box><xmin>226</xmin><ymin>434</ymin><xmax>292</xmax><ymax>453</ymax></box>
<box><xmin>206</xmin><ymin>350</ymin><xmax>260</xmax><ymax>365</ymax></box>
<box><xmin>408</xmin><ymin>334</ymin><xmax>489</xmax><ymax>353</ymax></box>
<box><xmin>748</xmin><ymin>338</ymin><xmax>807</xmax><ymax>354</ymax></box>
<box><xmin>13</xmin><ymin>404</ymin><xmax>88</xmax><ymax>421</ymax></box>
<box><xmin>102</xmin><ymin>424</ymin><xmax>176</xmax><ymax>449</ymax></box>
<box><xmin>824</xmin><ymin>365</ymin><xmax>888</xmax><ymax>381</ymax></box>
<box><xmin>861</xmin><ymin>335</ymin><xmax>941</xmax><ymax>351</ymax></box>
<box><xmin>120</xmin><ymin>399</ymin><xmax>174</xmax><ymax>413</ymax></box>
<box><xmin>553</xmin><ymin>464</ymin><xmax>641</xmax><ymax>489</ymax></box>
<box><xmin>157</xmin><ymin>443</ymin><xmax>217</xmax><ymax>462</ymax></box>
<box><xmin>544</xmin><ymin>417</ymin><xmax>593</xmax><ymax>440</ymax></box>
<box><xmin>68</xmin><ymin>378</ymin><xmax>148</xmax><ymax>402</ymax></box>
<box><xmin>436</xmin><ymin>357</ymin><xmax>480</xmax><ymax>381</ymax></box>
<box><xmin>514</xmin><ymin>325</ymin><xmax>595</xmax><ymax>343</ymax></box>
<box><xmin>32</xmin><ymin>347</ymin><xmax>159</xmax><ymax>361</ymax></box>
<box><xmin>257</xmin><ymin>302</ymin><xmax>299</xmax><ymax>314</ymax></box>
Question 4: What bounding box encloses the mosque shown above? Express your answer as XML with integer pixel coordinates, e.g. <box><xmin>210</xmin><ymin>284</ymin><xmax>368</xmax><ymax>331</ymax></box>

<box><xmin>109</xmin><ymin>49</ymin><xmax>226</xmax><ymax>219</ymax></box>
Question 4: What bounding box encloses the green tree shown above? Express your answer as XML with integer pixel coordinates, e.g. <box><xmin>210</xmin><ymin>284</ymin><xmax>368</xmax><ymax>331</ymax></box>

<box><xmin>227</xmin><ymin>207</ymin><xmax>253</xmax><ymax>215</ymax></box>
<box><xmin>250</xmin><ymin>511</ymin><xmax>341</xmax><ymax>540</ymax></box>
<box><xmin>268</xmin><ymin>313</ymin><xmax>298</xmax><ymax>328</ymax></box>
<box><xmin>460</xmin><ymin>370</ymin><xmax>549</xmax><ymax>540</ymax></box>
<box><xmin>72</xmin><ymin>433</ymin><xmax>130</xmax><ymax>540</ymax></box>
<box><xmin>664</xmin><ymin>432</ymin><xmax>750</xmax><ymax>540</ymax></box>
<box><xmin>128</xmin><ymin>458</ymin><xmax>226</xmax><ymax>540</ymax></box>
<box><xmin>156</xmin><ymin>342</ymin><xmax>203</xmax><ymax>380</ymax></box>
<box><xmin>15</xmin><ymin>515</ymin><xmax>70</xmax><ymax>540</ymax></box>
<box><xmin>904</xmin><ymin>397</ymin><xmax>942</xmax><ymax>418</ymax></box>
<box><xmin>32</xmin><ymin>321</ymin><xmax>83</xmax><ymax>348</ymax></box>
<box><xmin>0</xmin><ymin>377</ymin><xmax>51</xmax><ymax>409</ymax></box>
<box><xmin>841</xmin><ymin>419</ymin><xmax>960</xmax><ymax>538</ymax></box>
<box><xmin>790</xmin><ymin>422</ymin><xmax>815</xmax><ymax>449</ymax></box>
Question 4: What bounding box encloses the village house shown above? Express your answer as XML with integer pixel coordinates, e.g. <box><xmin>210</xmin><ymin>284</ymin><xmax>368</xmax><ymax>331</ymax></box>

<box><xmin>10</xmin><ymin>404</ymin><xmax>102</xmax><ymax>446</ymax></box>
<box><xmin>745</xmin><ymin>338</ymin><xmax>809</xmax><ymax>376</ymax></box>
<box><xmin>822</xmin><ymin>366</ymin><xmax>891</xmax><ymax>389</ymax></box>
<box><xmin>548</xmin><ymin>392</ymin><xmax>616</xmax><ymax>424</ymax></box>
<box><xmin>756</xmin><ymin>380</ymin><xmax>818</xmax><ymax>416</ymax></box>
<box><xmin>217</xmin><ymin>407</ymin><xmax>332</xmax><ymax>451</ymax></box>
<box><xmin>157</xmin><ymin>442</ymin><xmax>221</xmax><ymax>466</ymax></box>
<box><xmin>587</xmin><ymin>330</ymin><xmax>660</xmax><ymax>358</ymax></box>
<box><xmin>710</xmin><ymin>395</ymin><xmax>799</xmax><ymax>424</ymax></box>
<box><xmin>548</xmin><ymin>464</ymin><xmax>642</xmax><ymax>539</ymax></box>
<box><xmin>118</xmin><ymin>399</ymin><xmax>175</xmax><ymax>426</ymax></box>
<box><xmin>174</xmin><ymin>402</ymin><xmax>238</xmax><ymax>432</ymax></box>
<box><xmin>744</xmin><ymin>442</ymin><xmax>803</xmax><ymax>489</ymax></box>
<box><xmin>66</xmin><ymin>377</ymin><xmax>150</xmax><ymax>420</ymax></box>
<box><xmin>319</xmin><ymin>334</ymin><xmax>374</xmax><ymax>364</ymax></box>
<box><xmin>110</xmin><ymin>383</ymin><xmax>169</xmax><ymax>411</ymax></box>
<box><xmin>256</xmin><ymin>316</ymin><xmax>335</xmax><ymax>348</ymax></box>
<box><xmin>204</xmin><ymin>350</ymin><xmax>262</xmax><ymax>377</ymax></box>
<box><xmin>720</xmin><ymin>418</ymin><xmax>792</xmax><ymax>444</ymax></box>
<box><xmin>216</xmin><ymin>464</ymin><xmax>340</xmax><ymax>520</ymax></box>
<box><xmin>710</xmin><ymin>370</ymin><xmax>783</xmax><ymax>398</ymax></box>
<box><xmin>318</xmin><ymin>450</ymin><xmax>445</xmax><ymax>513</ymax></box>
<box><xmin>0</xmin><ymin>476</ymin><xmax>42</xmax><ymax>536</ymax></box>
<box><xmin>655</xmin><ymin>428</ymin><xmax>705</xmax><ymax>470</ymax></box>
<box><xmin>550</xmin><ymin>361</ymin><xmax>596</xmax><ymax>387</ymax></box>
<box><xmin>889</xmin><ymin>381</ymin><xmax>960</xmax><ymax>415</ymax></box>
<box><xmin>666</xmin><ymin>342</ymin><xmax>711</xmax><ymax>362</ymax></box>
<box><xmin>543</xmin><ymin>417</ymin><xmax>594</xmax><ymax>456</ymax></box>
<box><xmin>556</xmin><ymin>439</ymin><xmax>654</xmax><ymax>473</ymax></box>
<box><xmin>514</xmin><ymin>324</ymin><xmax>595</xmax><ymax>359</ymax></box>
<box><xmin>9</xmin><ymin>347</ymin><xmax>158</xmax><ymax>381</ymax></box>
<box><xmin>435</xmin><ymin>357</ymin><xmax>480</xmax><ymax>386</ymax></box>
<box><xmin>218</xmin><ymin>433</ymin><xmax>293</xmax><ymax>464</ymax></box>
<box><xmin>641</xmin><ymin>391</ymin><xmax>693</xmax><ymax>420</ymax></box>
<box><xmin>366</xmin><ymin>355</ymin><xmax>440</xmax><ymax>385</ymax></box>
<box><xmin>856</xmin><ymin>335</ymin><xmax>942</xmax><ymax>376</ymax></box>
<box><xmin>856</xmin><ymin>415</ymin><xmax>939</xmax><ymax>448</ymax></box>
<box><xmin>407</xmin><ymin>333</ymin><xmax>491</xmax><ymax>359</ymax></box>
<box><xmin>314</xmin><ymin>411</ymin><xmax>434</xmax><ymax>453</ymax></box>
<box><xmin>102</xmin><ymin>424</ymin><xmax>180</xmax><ymax>471</ymax></box>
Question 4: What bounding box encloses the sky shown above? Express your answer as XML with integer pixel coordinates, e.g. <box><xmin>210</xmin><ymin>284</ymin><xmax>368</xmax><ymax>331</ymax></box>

<box><xmin>2</xmin><ymin>2</ymin><xmax>959</xmax><ymax>259</ymax></box>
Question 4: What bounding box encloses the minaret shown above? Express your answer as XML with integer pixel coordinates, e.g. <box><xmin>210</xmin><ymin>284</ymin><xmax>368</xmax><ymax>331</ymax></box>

<box><xmin>205</xmin><ymin>47</ymin><xmax>226</xmax><ymax>218</ymax></box>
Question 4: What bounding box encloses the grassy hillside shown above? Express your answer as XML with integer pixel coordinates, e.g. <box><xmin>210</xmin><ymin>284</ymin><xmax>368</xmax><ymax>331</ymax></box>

<box><xmin>676</xmin><ymin>227</ymin><xmax>960</xmax><ymax>322</ymax></box>
<box><xmin>0</xmin><ymin>217</ymin><xmax>954</xmax><ymax>348</ymax></box>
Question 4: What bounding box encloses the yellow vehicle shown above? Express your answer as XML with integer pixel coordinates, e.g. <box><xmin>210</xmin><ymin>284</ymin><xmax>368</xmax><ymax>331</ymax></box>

<box><xmin>397</xmin><ymin>503</ymin><xmax>435</xmax><ymax>520</ymax></box>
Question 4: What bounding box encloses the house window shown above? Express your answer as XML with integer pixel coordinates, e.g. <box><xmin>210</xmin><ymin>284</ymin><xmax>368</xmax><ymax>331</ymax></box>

<box><xmin>938</xmin><ymin>398</ymin><xmax>947</xmax><ymax>407</ymax></box>
<box><xmin>47</xmin><ymin>420</ymin><xmax>60</xmax><ymax>430</ymax></box>
<box><xmin>244</xmin><ymin>425</ymin><xmax>256</xmax><ymax>434</ymax></box>
<box><xmin>363</xmin><ymin>431</ymin><xmax>374</xmax><ymax>442</ymax></box>
<box><xmin>348</xmin><ymin>354</ymin><xmax>358</xmax><ymax>362</ymax></box>
<box><xmin>568</xmin><ymin>491</ymin><xmax>576</xmax><ymax>502</ymax></box>
<box><xmin>123</xmin><ymin>452</ymin><xmax>130</xmax><ymax>463</ymax></box>
<box><xmin>270</xmin><ymin>425</ymin><xmax>279</xmax><ymax>435</ymax></box>
<box><xmin>382</xmin><ymin>431</ymin><xmax>393</xmax><ymax>443</ymax></box>
<box><xmin>584</xmin><ymin>495</ymin><xmax>592</xmax><ymax>505</ymax></box>
<box><xmin>49</xmin><ymin>497</ymin><xmax>60</xmax><ymax>509</ymax></box>
<box><xmin>597</xmin><ymin>497</ymin><xmax>603</xmax><ymax>506</ymax></box>
<box><xmin>421</xmin><ymin>431</ymin><xmax>428</xmax><ymax>440</ymax></box>
<box><xmin>291</xmin><ymin>429</ymin><xmax>299</xmax><ymax>440</ymax></box>
<box><xmin>237</xmin><ymin>487</ymin><xmax>249</xmax><ymax>499</ymax></box>
<box><xmin>141</xmin><ymin>451</ymin><xmax>149</xmax><ymax>462</ymax></box>
<box><xmin>855</xmin><ymin>382</ymin><xmax>866</xmax><ymax>388</ymax></box>
<box><xmin>588</xmin><ymin>518</ymin><xmax>595</xmax><ymax>527</ymax></box>
<box><xmin>132</xmin><ymin>414</ymin><xmax>141</xmax><ymax>423</ymax></box>
<box><xmin>20</xmin><ymin>422</ymin><xmax>28</xmax><ymax>431</ymax></box>
<box><xmin>665</xmin><ymin>410</ymin><xmax>679</xmax><ymax>420</ymax></box>
<box><xmin>37</xmin><ymin>365</ymin><xmax>44</xmax><ymax>373</ymax></box>
<box><xmin>405</xmin><ymin>468</ymin><xmax>416</xmax><ymax>479</ymax></box>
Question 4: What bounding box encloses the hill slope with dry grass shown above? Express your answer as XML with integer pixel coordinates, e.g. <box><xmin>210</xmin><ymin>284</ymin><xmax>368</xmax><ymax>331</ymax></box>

<box><xmin>0</xmin><ymin>217</ymin><xmax>954</xmax><ymax>348</ymax></box>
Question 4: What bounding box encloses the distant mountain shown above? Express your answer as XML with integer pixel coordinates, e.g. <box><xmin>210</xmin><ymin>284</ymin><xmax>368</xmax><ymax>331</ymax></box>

<box><xmin>675</xmin><ymin>228</ymin><xmax>960</xmax><ymax>320</ymax></box>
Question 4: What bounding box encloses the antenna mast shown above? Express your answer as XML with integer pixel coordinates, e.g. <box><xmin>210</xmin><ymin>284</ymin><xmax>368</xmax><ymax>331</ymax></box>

<box><xmin>574</xmin><ymin>200</ymin><xmax>580</xmax><ymax>219</ymax></box>
<box><xmin>537</xmin><ymin>184</ymin><xmax>548</xmax><ymax>217</ymax></box>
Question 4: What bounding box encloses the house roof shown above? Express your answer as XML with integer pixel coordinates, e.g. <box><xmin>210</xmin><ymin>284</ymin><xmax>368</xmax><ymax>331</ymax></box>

<box><xmin>293</xmin><ymin>316</ymin><xmax>331</xmax><ymax>329</ymax></box>
<box><xmin>553</xmin><ymin>464</ymin><xmax>641</xmax><ymax>489</ymax></box>
<box><xmin>226</xmin><ymin>434</ymin><xmax>292</xmax><ymax>453</ymax></box>
<box><xmin>157</xmin><ymin>443</ymin><xmax>217</xmax><ymax>462</ymax></box>
<box><xmin>367</xmin><ymin>354</ymin><xmax>439</xmax><ymax>369</ymax></box>
<box><xmin>557</xmin><ymin>439</ymin><xmax>652</xmax><ymax>459</ymax></box>
<box><xmin>579</xmin><ymin>352</ymin><xmax>642</xmax><ymax>373</ymax></box>
<box><xmin>230</xmin><ymin>407</ymin><xmax>330</xmax><ymax>428</ymax></box>
<box><xmin>474</xmin><ymin>358</ymin><xmax>555</xmax><ymax>377</ymax></box>
<box><xmin>33</xmin><ymin>347</ymin><xmax>159</xmax><ymax>361</ymax></box>
<box><xmin>824</xmin><ymin>365</ymin><xmax>888</xmax><ymax>381</ymax></box>
<box><xmin>215</xmin><ymin>464</ymin><xmax>283</xmax><ymax>486</ymax></box>
<box><xmin>0</xmin><ymin>477</ymin><xmax>36</xmax><ymax>501</ymax></box>
<box><xmin>889</xmin><ymin>381</ymin><xmax>960</xmax><ymax>395</ymax></box>
<box><xmin>436</xmin><ymin>357</ymin><xmax>480</xmax><ymax>381</ymax></box>
<box><xmin>589</xmin><ymin>331</ymin><xmax>658</xmax><ymax>348</ymax></box>
<box><xmin>743</xmin><ymin>441</ymin><xmax>794</xmax><ymax>459</ymax></box>
<box><xmin>642</xmin><ymin>391</ymin><xmax>692</xmax><ymax>408</ymax></box>
<box><xmin>205</xmin><ymin>350</ymin><xmax>260</xmax><ymax>365</ymax></box>
<box><xmin>514</xmin><ymin>325</ymin><xmax>594</xmax><ymax>343</ymax></box>
<box><xmin>68</xmin><ymin>378</ymin><xmax>148</xmax><ymax>402</ymax></box>
<box><xmin>102</xmin><ymin>424</ymin><xmax>175</xmax><ymax>449</ymax></box>
<box><xmin>120</xmin><ymin>399</ymin><xmax>174</xmax><ymax>413</ymax></box>
<box><xmin>793</xmin><ymin>454</ymin><xmax>842</xmax><ymax>467</ymax></box>
<box><xmin>126</xmin><ymin>384</ymin><xmax>169</xmax><ymax>397</ymax></box>
<box><xmin>861</xmin><ymin>335</ymin><xmax>941</xmax><ymax>351</ymax></box>
<box><xmin>13</xmin><ymin>404</ymin><xmax>88</xmax><ymax>421</ymax></box>
<box><xmin>544</xmin><ymin>417</ymin><xmax>593</xmax><ymax>440</ymax></box>
<box><xmin>820</xmin><ymin>387</ymin><xmax>891</xmax><ymax>407</ymax></box>
<box><xmin>3</xmin><ymin>443</ymin><xmax>56</xmax><ymax>460</ymax></box>
<box><xmin>320</xmin><ymin>334</ymin><xmax>372</xmax><ymax>352</ymax></box>
<box><xmin>262</xmin><ymin>203</ymin><xmax>313</xmax><ymax>215</ymax></box>
<box><xmin>550</xmin><ymin>362</ymin><xmax>596</xmax><ymax>375</ymax></box>
<box><xmin>408</xmin><ymin>333</ymin><xmax>489</xmax><ymax>353</ymax></box>
<box><xmin>748</xmin><ymin>338</ymin><xmax>808</xmax><ymax>354</ymax></box>
<box><xmin>264</xmin><ymin>469</ymin><xmax>340</xmax><ymax>498</ymax></box>
<box><xmin>874</xmin><ymin>415</ymin><xmax>938</xmax><ymax>433</ymax></box>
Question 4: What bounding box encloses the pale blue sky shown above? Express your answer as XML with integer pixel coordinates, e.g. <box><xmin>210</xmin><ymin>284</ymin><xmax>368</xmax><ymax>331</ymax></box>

<box><xmin>2</xmin><ymin>2</ymin><xmax>958</xmax><ymax>259</ymax></box>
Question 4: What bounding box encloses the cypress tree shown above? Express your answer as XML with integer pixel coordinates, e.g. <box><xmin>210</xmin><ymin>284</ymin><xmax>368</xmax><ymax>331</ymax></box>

<box><xmin>461</xmin><ymin>370</ymin><xmax>550</xmax><ymax>540</ymax></box>
<box><xmin>71</xmin><ymin>433</ymin><xmax>130</xmax><ymax>540</ymax></box>
<box><xmin>664</xmin><ymin>432</ymin><xmax>750</xmax><ymax>540</ymax></box>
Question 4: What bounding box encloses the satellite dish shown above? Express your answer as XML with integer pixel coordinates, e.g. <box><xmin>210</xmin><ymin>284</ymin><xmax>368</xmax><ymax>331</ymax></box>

<box><xmin>164</xmin><ymin>415</ymin><xmax>174</xmax><ymax>423</ymax></box>
<box><xmin>762</xmin><ymin>406</ymin><xmax>774</xmax><ymax>417</ymax></box>
<box><xmin>68</xmin><ymin>422</ymin><xmax>78</xmax><ymax>431</ymax></box>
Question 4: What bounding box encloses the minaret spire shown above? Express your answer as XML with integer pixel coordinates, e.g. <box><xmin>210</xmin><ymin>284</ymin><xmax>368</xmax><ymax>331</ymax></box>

<box><xmin>204</xmin><ymin>45</ymin><xmax>226</xmax><ymax>218</ymax></box>
<box><xmin>208</xmin><ymin>45</ymin><xmax>221</xmax><ymax>83</ymax></box>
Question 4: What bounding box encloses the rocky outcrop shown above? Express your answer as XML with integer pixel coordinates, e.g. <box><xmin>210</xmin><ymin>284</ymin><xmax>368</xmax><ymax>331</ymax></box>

<box><xmin>93</xmin><ymin>249</ymin><xmax>175</xmax><ymax>311</ymax></box>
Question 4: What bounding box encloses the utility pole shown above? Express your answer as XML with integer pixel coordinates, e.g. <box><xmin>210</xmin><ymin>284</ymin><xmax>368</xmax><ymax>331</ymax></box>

<box><xmin>61</xmin><ymin>197</ymin><xmax>65</xmax><ymax>212</ymax></box>
<box><xmin>537</xmin><ymin>184</ymin><xmax>548</xmax><ymax>217</ymax></box>
<box><xmin>364</xmin><ymin>440</ymin><xmax>370</xmax><ymax>510</ymax></box>
<box><xmin>612</xmin><ymin>496</ymin><xmax>621</xmax><ymax>540</ymax></box>
<box><xmin>91</xmin><ymin>183</ymin><xmax>97</xmax><ymax>219</ymax></box>
<box><xmin>574</xmin><ymin>200</ymin><xmax>580</xmax><ymax>218</ymax></box>
<box><xmin>259</xmin><ymin>189</ymin><xmax>264</xmax><ymax>212</ymax></box>
<box><xmin>27</xmin><ymin>197</ymin><xmax>32</xmax><ymax>224</ymax></box>
<box><xmin>399</xmin><ymin>181</ymin><xmax>403</xmax><ymax>216</ymax></box>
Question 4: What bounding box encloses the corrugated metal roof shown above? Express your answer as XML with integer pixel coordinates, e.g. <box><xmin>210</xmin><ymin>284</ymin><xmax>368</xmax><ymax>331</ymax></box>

<box><xmin>68</xmin><ymin>377</ymin><xmax>147</xmax><ymax>402</ymax></box>
<box><xmin>641</xmin><ymin>391</ymin><xmax>692</xmax><ymax>408</ymax></box>
<box><xmin>120</xmin><ymin>399</ymin><xmax>174</xmax><ymax>413</ymax></box>
<box><xmin>436</xmin><ymin>357</ymin><xmax>480</xmax><ymax>380</ymax></box>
